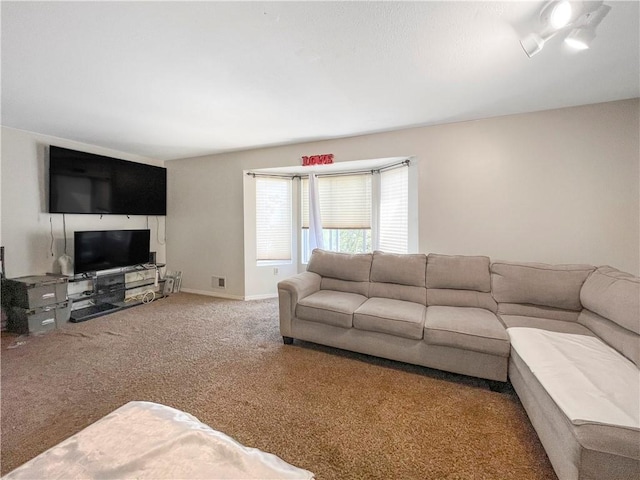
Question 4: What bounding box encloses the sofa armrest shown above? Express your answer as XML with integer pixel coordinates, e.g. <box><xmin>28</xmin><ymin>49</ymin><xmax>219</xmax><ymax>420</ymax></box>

<box><xmin>278</xmin><ymin>272</ymin><xmax>321</xmax><ymax>337</ymax></box>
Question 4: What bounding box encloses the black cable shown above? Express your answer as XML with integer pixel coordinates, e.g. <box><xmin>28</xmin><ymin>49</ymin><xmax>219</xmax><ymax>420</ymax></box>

<box><xmin>63</xmin><ymin>214</ymin><xmax>67</xmax><ymax>254</ymax></box>
<box><xmin>49</xmin><ymin>216</ymin><xmax>55</xmax><ymax>257</ymax></box>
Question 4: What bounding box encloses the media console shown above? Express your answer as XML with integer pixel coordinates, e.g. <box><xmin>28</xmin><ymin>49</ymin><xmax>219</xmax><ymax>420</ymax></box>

<box><xmin>68</xmin><ymin>264</ymin><xmax>169</xmax><ymax>323</ymax></box>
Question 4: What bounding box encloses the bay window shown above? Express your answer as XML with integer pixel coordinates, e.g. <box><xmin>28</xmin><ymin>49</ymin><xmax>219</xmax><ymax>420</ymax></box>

<box><xmin>301</xmin><ymin>174</ymin><xmax>373</xmax><ymax>262</ymax></box>
<box><xmin>252</xmin><ymin>159</ymin><xmax>411</xmax><ymax>267</ymax></box>
<box><xmin>255</xmin><ymin>177</ymin><xmax>292</xmax><ymax>262</ymax></box>
<box><xmin>379</xmin><ymin>166</ymin><xmax>409</xmax><ymax>254</ymax></box>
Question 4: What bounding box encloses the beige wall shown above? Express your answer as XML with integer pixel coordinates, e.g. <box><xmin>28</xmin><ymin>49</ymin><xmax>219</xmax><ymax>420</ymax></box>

<box><xmin>419</xmin><ymin>101</ymin><xmax>639</xmax><ymax>262</ymax></box>
<box><xmin>0</xmin><ymin>127</ymin><xmax>166</xmax><ymax>278</ymax></box>
<box><xmin>166</xmin><ymin>99</ymin><xmax>640</xmax><ymax>299</ymax></box>
<box><xmin>5</xmin><ymin>100</ymin><xmax>635</xmax><ymax>296</ymax></box>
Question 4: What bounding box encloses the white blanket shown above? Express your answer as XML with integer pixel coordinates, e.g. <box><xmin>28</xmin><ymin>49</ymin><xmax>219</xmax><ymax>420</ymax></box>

<box><xmin>3</xmin><ymin>401</ymin><xmax>314</xmax><ymax>480</ymax></box>
<box><xmin>508</xmin><ymin>327</ymin><xmax>640</xmax><ymax>430</ymax></box>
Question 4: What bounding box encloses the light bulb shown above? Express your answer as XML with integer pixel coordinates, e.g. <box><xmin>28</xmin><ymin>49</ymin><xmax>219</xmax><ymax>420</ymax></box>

<box><xmin>549</xmin><ymin>0</ymin><xmax>573</xmax><ymax>29</ymax></box>
<box><xmin>565</xmin><ymin>28</ymin><xmax>596</xmax><ymax>50</ymax></box>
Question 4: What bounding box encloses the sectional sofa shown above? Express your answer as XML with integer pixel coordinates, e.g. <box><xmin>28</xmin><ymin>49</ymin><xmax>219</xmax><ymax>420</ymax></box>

<box><xmin>277</xmin><ymin>249</ymin><xmax>639</xmax><ymax>480</ymax></box>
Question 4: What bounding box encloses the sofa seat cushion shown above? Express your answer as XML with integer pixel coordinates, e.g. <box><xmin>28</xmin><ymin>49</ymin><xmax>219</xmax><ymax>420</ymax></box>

<box><xmin>353</xmin><ymin>298</ymin><xmax>426</xmax><ymax>340</ymax></box>
<box><xmin>508</xmin><ymin>327</ymin><xmax>640</xmax><ymax>431</ymax></box>
<box><xmin>296</xmin><ymin>290</ymin><xmax>367</xmax><ymax>328</ymax></box>
<box><xmin>424</xmin><ymin>306</ymin><xmax>510</xmax><ymax>357</ymax></box>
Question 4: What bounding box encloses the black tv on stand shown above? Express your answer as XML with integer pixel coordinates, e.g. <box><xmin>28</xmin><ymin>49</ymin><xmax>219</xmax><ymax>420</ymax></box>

<box><xmin>74</xmin><ymin>229</ymin><xmax>150</xmax><ymax>275</ymax></box>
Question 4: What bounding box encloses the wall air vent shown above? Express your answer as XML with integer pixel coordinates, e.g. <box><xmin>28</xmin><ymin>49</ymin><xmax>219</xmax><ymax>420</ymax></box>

<box><xmin>211</xmin><ymin>276</ymin><xmax>226</xmax><ymax>289</ymax></box>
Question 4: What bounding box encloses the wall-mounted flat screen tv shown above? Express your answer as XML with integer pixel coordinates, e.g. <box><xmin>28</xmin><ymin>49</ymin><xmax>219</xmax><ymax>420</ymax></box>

<box><xmin>74</xmin><ymin>229</ymin><xmax>150</xmax><ymax>274</ymax></box>
<box><xmin>49</xmin><ymin>146</ymin><xmax>166</xmax><ymax>215</ymax></box>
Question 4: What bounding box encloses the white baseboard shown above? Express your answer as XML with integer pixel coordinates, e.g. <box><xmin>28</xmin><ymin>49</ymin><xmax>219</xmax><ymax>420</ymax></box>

<box><xmin>244</xmin><ymin>293</ymin><xmax>278</xmax><ymax>301</ymax></box>
<box><xmin>179</xmin><ymin>289</ymin><xmax>276</xmax><ymax>301</ymax></box>
<box><xmin>180</xmin><ymin>288</ymin><xmax>244</xmax><ymax>301</ymax></box>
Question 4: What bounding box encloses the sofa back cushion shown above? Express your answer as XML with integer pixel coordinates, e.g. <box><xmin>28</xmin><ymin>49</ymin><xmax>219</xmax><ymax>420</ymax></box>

<box><xmin>307</xmin><ymin>249</ymin><xmax>372</xmax><ymax>282</ymax></box>
<box><xmin>495</xmin><ymin>303</ymin><xmax>581</xmax><ymax>322</ymax></box>
<box><xmin>579</xmin><ymin>309</ymin><xmax>639</xmax><ymax>367</ymax></box>
<box><xmin>370</xmin><ymin>251</ymin><xmax>426</xmax><ymax>287</ymax></box>
<box><xmin>320</xmin><ymin>277</ymin><xmax>369</xmax><ymax>297</ymax></box>
<box><xmin>369</xmin><ymin>282</ymin><xmax>426</xmax><ymax>305</ymax></box>
<box><xmin>580</xmin><ymin>266</ymin><xmax>640</xmax><ymax>334</ymax></box>
<box><xmin>426</xmin><ymin>254</ymin><xmax>496</xmax><ymax>311</ymax></box>
<box><xmin>427</xmin><ymin>289</ymin><xmax>497</xmax><ymax>312</ymax></box>
<box><xmin>368</xmin><ymin>251</ymin><xmax>427</xmax><ymax>304</ymax></box>
<box><xmin>491</xmin><ymin>261</ymin><xmax>594</xmax><ymax>313</ymax></box>
<box><xmin>579</xmin><ymin>266</ymin><xmax>640</xmax><ymax>367</ymax></box>
<box><xmin>427</xmin><ymin>254</ymin><xmax>491</xmax><ymax>292</ymax></box>
<box><xmin>307</xmin><ymin>249</ymin><xmax>372</xmax><ymax>296</ymax></box>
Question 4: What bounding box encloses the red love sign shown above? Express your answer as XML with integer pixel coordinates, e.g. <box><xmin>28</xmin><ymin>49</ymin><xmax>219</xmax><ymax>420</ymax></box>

<box><xmin>302</xmin><ymin>154</ymin><xmax>334</xmax><ymax>166</ymax></box>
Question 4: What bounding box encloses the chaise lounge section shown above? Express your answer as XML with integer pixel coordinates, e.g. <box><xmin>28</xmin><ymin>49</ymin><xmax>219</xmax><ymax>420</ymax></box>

<box><xmin>492</xmin><ymin>261</ymin><xmax>640</xmax><ymax>480</ymax></box>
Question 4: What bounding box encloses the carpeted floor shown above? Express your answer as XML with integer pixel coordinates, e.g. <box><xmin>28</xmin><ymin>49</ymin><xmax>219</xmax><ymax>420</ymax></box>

<box><xmin>1</xmin><ymin>293</ymin><xmax>557</xmax><ymax>479</ymax></box>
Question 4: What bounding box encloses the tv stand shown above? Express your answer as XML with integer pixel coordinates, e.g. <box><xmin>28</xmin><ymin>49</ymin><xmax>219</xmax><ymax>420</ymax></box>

<box><xmin>68</xmin><ymin>264</ymin><xmax>166</xmax><ymax>323</ymax></box>
<box><xmin>97</xmin><ymin>271</ymin><xmax>126</xmax><ymax>302</ymax></box>
<box><xmin>70</xmin><ymin>303</ymin><xmax>120</xmax><ymax>322</ymax></box>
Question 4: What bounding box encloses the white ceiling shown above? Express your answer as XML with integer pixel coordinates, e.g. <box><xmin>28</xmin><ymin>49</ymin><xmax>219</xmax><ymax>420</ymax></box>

<box><xmin>2</xmin><ymin>1</ymin><xmax>638</xmax><ymax>161</ymax></box>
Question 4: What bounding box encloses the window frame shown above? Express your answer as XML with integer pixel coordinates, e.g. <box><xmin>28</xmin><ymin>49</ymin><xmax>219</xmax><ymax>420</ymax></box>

<box><xmin>255</xmin><ymin>176</ymin><xmax>293</xmax><ymax>264</ymax></box>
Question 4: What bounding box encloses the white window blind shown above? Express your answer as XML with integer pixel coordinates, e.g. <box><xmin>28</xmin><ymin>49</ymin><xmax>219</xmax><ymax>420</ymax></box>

<box><xmin>256</xmin><ymin>177</ymin><xmax>292</xmax><ymax>261</ymax></box>
<box><xmin>379</xmin><ymin>167</ymin><xmax>408</xmax><ymax>253</ymax></box>
<box><xmin>301</xmin><ymin>174</ymin><xmax>372</xmax><ymax>229</ymax></box>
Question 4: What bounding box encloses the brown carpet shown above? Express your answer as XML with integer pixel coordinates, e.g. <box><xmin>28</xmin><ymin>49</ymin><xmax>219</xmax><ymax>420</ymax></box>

<box><xmin>1</xmin><ymin>293</ymin><xmax>557</xmax><ymax>479</ymax></box>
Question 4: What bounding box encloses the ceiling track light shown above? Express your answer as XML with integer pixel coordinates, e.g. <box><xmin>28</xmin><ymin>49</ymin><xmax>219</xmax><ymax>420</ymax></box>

<box><xmin>520</xmin><ymin>1</ymin><xmax>610</xmax><ymax>57</ymax></box>
<box><xmin>564</xmin><ymin>4</ymin><xmax>611</xmax><ymax>50</ymax></box>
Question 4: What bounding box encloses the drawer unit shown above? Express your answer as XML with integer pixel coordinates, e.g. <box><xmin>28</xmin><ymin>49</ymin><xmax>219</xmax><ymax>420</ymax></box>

<box><xmin>3</xmin><ymin>275</ymin><xmax>69</xmax><ymax>335</ymax></box>
<box><xmin>7</xmin><ymin>302</ymin><xmax>71</xmax><ymax>335</ymax></box>
<box><xmin>3</xmin><ymin>275</ymin><xmax>68</xmax><ymax>309</ymax></box>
